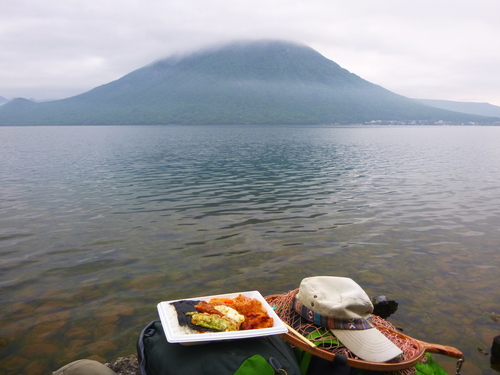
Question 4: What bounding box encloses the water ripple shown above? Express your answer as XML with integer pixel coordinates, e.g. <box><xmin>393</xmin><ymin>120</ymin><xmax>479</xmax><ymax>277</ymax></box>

<box><xmin>1</xmin><ymin>125</ymin><xmax>500</xmax><ymax>373</ymax></box>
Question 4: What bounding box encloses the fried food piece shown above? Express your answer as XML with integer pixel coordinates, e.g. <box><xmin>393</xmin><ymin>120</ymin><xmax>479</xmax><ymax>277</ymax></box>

<box><xmin>209</xmin><ymin>297</ymin><xmax>234</xmax><ymax>305</ymax></box>
<box><xmin>186</xmin><ymin>312</ymin><xmax>240</xmax><ymax>331</ymax></box>
<box><xmin>241</xmin><ymin>312</ymin><xmax>274</xmax><ymax>330</ymax></box>
<box><xmin>214</xmin><ymin>305</ymin><xmax>245</xmax><ymax>325</ymax></box>
<box><xmin>194</xmin><ymin>301</ymin><xmax>224</xmax><ymax>316</ymax></box>
<box><xmin>230</xmin><ymin>294</ymin><xmax>274</xmax><ymax>330</ymax></box>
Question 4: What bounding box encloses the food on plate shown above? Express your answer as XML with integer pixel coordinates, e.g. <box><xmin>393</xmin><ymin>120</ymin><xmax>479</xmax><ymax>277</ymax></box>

<box><xmin>171</xmin><ymin>294</ymin><xmax>274</xmax><ymax>333</ymax></box>
<box><xmin>213</xmin><ymin>305</ymin><xmax>246</xmax><ymax>325</ymax></box>
<box><xmin>208</xmin><ymin>297</ymin><xmax>234</xmax><ymax>305</ymax></box>
<box><xmin>187</xmin><ymin>312</ymin><xmax>241</xmax><ymax>331</ymax></box>
<box><xmin>229</xmin><ymin>294</ymin><xmax>274</xmax><ymax>330</ymax></box>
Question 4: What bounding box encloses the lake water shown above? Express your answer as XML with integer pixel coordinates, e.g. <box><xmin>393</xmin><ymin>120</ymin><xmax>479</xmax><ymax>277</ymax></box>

<box><xmin>1</xmin><ymin>125</ymin><xmax>499</xmax><ymax>374</ymax></box>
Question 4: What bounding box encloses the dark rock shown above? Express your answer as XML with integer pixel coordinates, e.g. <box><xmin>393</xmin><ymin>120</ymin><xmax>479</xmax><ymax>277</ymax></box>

<box><xmin>106</xmin><ymin>354</ymin><xmax>140</xmax><ymax>375</ymax></box>
<box><xmin>491</xmin><ymin>335</ymin><xmax>500</xmax><ymax>366</ymax></box>
<box><xmin>371</xmin><ymin>295</ymin><xmax>398</xmax><ymax>319</ymax></box>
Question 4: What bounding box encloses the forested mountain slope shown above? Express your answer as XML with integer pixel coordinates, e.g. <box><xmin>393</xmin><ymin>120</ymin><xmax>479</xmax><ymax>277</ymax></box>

<box><xmin>0</xmin><ymin>40</ymin><xmax>497</xmax><ymax>125</ymax></box>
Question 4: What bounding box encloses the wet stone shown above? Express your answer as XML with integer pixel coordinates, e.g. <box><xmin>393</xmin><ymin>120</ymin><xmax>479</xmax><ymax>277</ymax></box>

<box><xmin>95</xmin><ymin>304</ymin><xmax>134</xmax><ymax>326</ymax></box>
<box><xmin>9</xmin><ymin>302</ymin><xmax>35</xmax><ymax>318</ymax></box>
<box><xmin>66</xmin><ymin>326</ymin><xmax>92</xmax><ymax>339</ymax></box>
<box><xmin>65</xmin><ymin>339</ymin><xmax>89</xmax><ymax>358</ymax></box>
<box><xmin>128</xmin><ymin>274</ymin><xmax>165</xmax><ymax>292</ymax></box>
<box><xmin>93</xmin><ymin>323</ymin><xmax>117</xmax><ymax>337</ymax></box>
<box><xmin>76</xmin><ymin>286</ymin><xmax>105</xmax><ymax>301</ymax></box>
<box><xmin>25</xmin><ymin>359</ymin><xmax>49</xmax><ymax>375</ymax></box>
<box><xmin>35</xmin><ymin>310</ymin><xmax>71</xmax><ymax>325</ymax></box>
<box><xmin>22</xmin><ymin>342</ymin><xmax>59</xmax><ymax>358</ymax></box>
<box><xmin>86</xmin><ymin>340</ymin><xmax>118</xmax><ymax>354</ymax></box>
<box><xmin>31</xmin><ymin>320</ymin><xmax>67</xmax><ymax>338</ymax></box>
<box><xmin>34</xmin><ymin>300</ymin><xmax>73</xmax><ymax>313</ymax></box>
<box><xmin>107</xmin><ymin>303</ymin><xmax>134</xmax><ymax>316</ymax></box>
<box><xmin>1</xmin><ymin>355</ymin><xmax>28</xmax><ymax>372</ymax></box>
<box><xmin>106</xmin><ymin>354</ymin><xmax>140</xmax><ymax>375</ymax></box>
<box><xmin>97</xmin><ymin>314</ymin><xmax>120</xmax><ymax>324</ymax></box>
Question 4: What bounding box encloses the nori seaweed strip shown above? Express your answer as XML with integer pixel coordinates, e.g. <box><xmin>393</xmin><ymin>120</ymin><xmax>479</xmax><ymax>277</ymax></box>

<box><xmin>170</xmin><ymin>300</ymin><xmax>218</xmax><ymax>332</ymax></box>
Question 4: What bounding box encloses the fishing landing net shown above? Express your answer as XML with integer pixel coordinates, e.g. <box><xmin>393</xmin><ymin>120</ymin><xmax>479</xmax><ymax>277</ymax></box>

<box><xmin>266</xmin><ymin>289</ymin><xmax>423</xmax><ymax>375</ymax></box>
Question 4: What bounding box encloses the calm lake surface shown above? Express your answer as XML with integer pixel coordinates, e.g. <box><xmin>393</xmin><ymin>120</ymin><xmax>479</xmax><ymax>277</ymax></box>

<box><xmin>1</xmin><ymin>125</ymin><xmax>499</xmax><ymax>374</ymax></box>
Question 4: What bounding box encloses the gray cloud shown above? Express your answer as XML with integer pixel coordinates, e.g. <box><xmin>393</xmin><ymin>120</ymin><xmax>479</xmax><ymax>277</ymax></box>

<box><xmin>2</xmin><ymin>0</ymin><xmax>499</xmax><ymax>105</ymax></box>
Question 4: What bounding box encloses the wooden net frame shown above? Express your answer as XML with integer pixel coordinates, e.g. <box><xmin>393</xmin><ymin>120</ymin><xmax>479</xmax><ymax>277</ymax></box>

<box><xmin>266</xmin><ymin>290</ymin><xmax>463</xmax><ymax>373</ymax></box>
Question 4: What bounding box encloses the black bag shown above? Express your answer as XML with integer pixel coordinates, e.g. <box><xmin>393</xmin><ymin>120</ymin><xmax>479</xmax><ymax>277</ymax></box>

<box><xmin>137</xmin><ymin>320</ymin><xmax>303</xmax><ymax>375</ymax></box>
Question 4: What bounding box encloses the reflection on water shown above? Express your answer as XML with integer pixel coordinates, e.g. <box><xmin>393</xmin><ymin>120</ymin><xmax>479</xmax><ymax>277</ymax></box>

<box><xmin>1</xmin><ymin>125</ymin><xmax>499</xmax><ymax>374</ymax></box>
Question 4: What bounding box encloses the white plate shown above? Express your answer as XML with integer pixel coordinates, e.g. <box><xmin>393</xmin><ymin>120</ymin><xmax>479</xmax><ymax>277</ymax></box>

<box><xmin>157</xmin><ymin>290</ymin><xmax>287</xmax><ymax>344</ymax></box>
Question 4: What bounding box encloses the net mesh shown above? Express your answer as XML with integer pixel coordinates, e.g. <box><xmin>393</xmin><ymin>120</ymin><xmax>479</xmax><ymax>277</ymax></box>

<box><xmin>267</xmin><ymin>289</ymin><xmax>424</xmax><ymax>375</ymax></box>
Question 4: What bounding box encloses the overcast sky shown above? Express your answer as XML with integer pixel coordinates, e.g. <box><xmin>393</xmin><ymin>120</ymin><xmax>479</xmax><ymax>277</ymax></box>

<box><xmin>2</xmin><ymin>0</ymin><xmax>499</xmax><ymax>105</ymax></box>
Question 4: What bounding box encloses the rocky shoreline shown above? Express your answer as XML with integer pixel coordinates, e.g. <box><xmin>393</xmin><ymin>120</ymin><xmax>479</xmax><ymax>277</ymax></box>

<box><xmin>106</xmin><ymin>355</ymin><xmax>140</xmax><ymax>375</ymax></box>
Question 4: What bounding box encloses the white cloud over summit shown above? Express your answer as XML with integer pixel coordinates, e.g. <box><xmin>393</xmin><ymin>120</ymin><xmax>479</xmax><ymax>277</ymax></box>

<box><xmin>2</xmin><ymin>0</ymin><xmax>499</xmax><ymax>105</ymax></box>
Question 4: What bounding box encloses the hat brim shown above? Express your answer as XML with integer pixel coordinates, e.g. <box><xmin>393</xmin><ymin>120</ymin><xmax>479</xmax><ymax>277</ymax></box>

<box><xmin>331</xmin><ymin>327</ymin><xmax>403</xmax><ymax>363</ymax></box>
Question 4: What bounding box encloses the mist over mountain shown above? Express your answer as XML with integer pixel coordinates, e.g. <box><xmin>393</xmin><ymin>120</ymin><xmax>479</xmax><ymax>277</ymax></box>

<box><xmin>0</xmin><ymin>40</ymin><xmax>497</xmax><ymax>125</ymax></box>
<box><xmin>0</xmin><ymin>96</ymin><xmax>8</xmax><ymax>106</ymax></box>
<box><xmin>415</xmin><ymin>99</ymin><xmax>500</xmax><ymax>118</ymax></box>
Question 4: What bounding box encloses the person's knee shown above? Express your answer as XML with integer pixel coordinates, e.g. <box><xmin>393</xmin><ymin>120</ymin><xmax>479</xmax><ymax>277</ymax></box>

<box><xmin>53</xmin><ymin>359</ymin><xmax>117</xmax><ymax>375</ymax></box>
